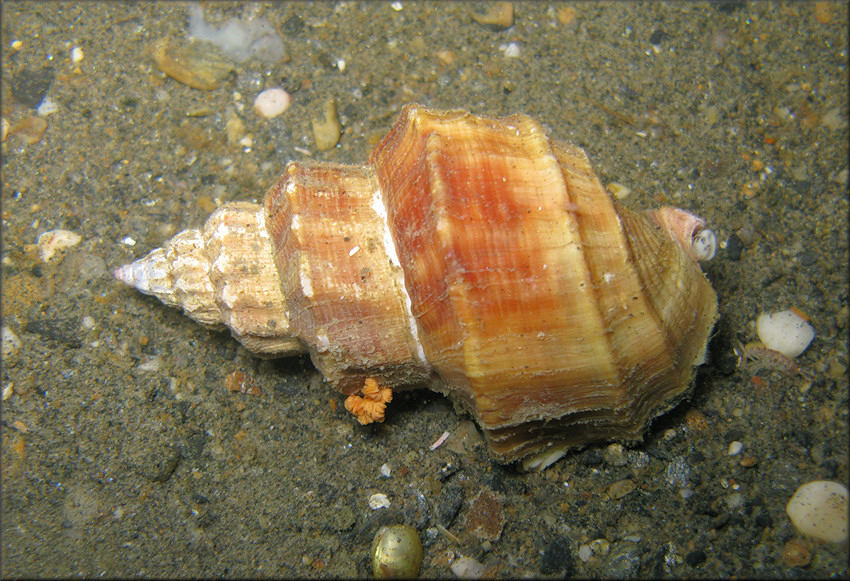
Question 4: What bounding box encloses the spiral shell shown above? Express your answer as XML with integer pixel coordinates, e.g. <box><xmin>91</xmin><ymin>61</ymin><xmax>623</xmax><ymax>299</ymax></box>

<box><xmin>115</xmin><ymin>104</ymin><xmax>718</xmax><ymax>470</ymax></box>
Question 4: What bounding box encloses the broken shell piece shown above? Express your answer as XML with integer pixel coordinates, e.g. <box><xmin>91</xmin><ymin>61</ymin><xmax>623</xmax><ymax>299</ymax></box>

<box><xmin>37</xmin><ymin>229</ymin><xmax>82</xmax><ymax>262</ymax></box>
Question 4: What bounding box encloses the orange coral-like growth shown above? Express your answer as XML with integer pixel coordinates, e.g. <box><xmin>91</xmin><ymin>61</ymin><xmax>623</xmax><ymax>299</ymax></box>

<box><xmin>344</xmin><ymin>378</ymin><xmax>394</xmax><ymax>425</ymax></box>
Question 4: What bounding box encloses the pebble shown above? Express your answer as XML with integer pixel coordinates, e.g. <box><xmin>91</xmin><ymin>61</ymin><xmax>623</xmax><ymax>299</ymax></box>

<box><xmin>9</xmin><ymin>115</ymin><xmax>48</xmax><ymax>144</ymax></box>
<box><xmin>152</xmin><ymin>36</ymin><xmax>235</xmax><ymax>91</ymax></box>
<box><xmin>225</xmin><ymin>115</ymin><xmax>247</xmax><ymax>144</ymax></box>
<box><xmin>603</xmin><ymin>543</ymin><xmax>641</xmax><ymax>577</ymax></box>
<box><xmin>724</xmin><ymin>233</ymin><xmax>744</xmax><ymax>260</ymax></box>
<box><xmin>253</xmin><ymin>88</ymin><xmax>291</xmax><ymax>119</ymax></box>
<box><xmin>684</xmin><ymin>549</ymin><xmax>706</xmax><ymax>567</ymax></box>
<box><xmin>539</xmin><ymin>536</ymin><xmax>575</xmax><ymax>575</ymax></box>
<box><xmin>369</xmin><ymin>492</ymin><xmax>391</xmax><ymax>510</ymax></box>
<box><xmin>602</xmin><ymin>442</ymin><xmax>628</xmax><ymax>466</ymax></box>
<box><xmin>500</xmin><ymin>42</ymin><xmax>521</xmax><ymax>58</ymax></box>
<box><xmin>786</xmin><ymin>480</ymin><xmax>848</xmax><ymax>543</ymax></box>
<box><xmin>606</xmin><ymin>478</ymin><xmax>636</xmax><ymax>500</ymax></box>
<box><xmin>312</xmin><ymin>99</ymin><xmax>342</xmax><ymax>151</ymax></box>
<box><xmin>470</xmin><ymin>2</ymin><xmax>514</xmax><ymax>31</ymax></box>
<box><xmin>664</xmin><ymin>456</ymin><xmax>690</xmax><ymax>487</ymax></box>
<box><xmin>782</xmin><ymin>538</ymin><xmax>814</xmax><ymax>568</ymax></box>
<box><xmin>464</xmin><ymin>488</ymin><xmax>505</xmax><ymax>541</ymax></box>
<box><xmin>449</xmin><ymin>555</ymin><xmax>486</xmax><ymax>578</ymax></box>
<box><xmin>756</xmin><ymin>310</ymin><xmax>816</xmax><ymax>358</ymax></box>
<box><xmin>1</xmin><ymin>326</ymin><xmax>22</xmax><ymax>357</ymax></box>
<box><xmin>557</xmin><ymin>6</ymin><xmax>577</xmax><ymax>27</ymax></box>
<box><xmin>11</xmin><ymin>66</ymin><xmax>55</xmax><ymax>109</ymax></box>
<box><xmin>727</xmin><ymin>441</ymin><xmax>743</xmax><ymax>456</ymax></box>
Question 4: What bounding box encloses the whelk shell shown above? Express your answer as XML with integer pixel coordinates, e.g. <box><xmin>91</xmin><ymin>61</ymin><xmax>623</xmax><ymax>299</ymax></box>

<box><xmin>114</xmin><ymin>104</ymin><xmax>718</xmax><ymax>470</ymax></box>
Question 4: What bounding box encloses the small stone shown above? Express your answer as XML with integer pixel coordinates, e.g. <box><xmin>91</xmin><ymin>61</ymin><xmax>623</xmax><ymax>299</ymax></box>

<box><xmin>725</xmin><ymin>233</ymin><xmax>744</xmax><ymax>261</ymax></box>
<box><xmin>500</xmin><ymin>42</ymin><xmax>521</xmax><ymax>58</ymax></box>
<box><xmin>253</xmin><ymin>88</ymin><xmax>291</xmax><ymax>119</ymax></box>
<box><xmin>450</xmin><ymin>555</ymin><xmax>486</xmax><ymax>578</ymax></box>
<box><xmin>603</xmin><ymin>443</ymin><xmax>628</xmax><ymax>466</ymax></box>
<box><xmin>606</xmin><ymin>479</ymin><xmax>636</xmax><ymax>500</ymax></box>
<box><xmin>23</xmin><ymin>318</ymin><xmax>82</xmax><ymax>349</ymax></box>
<box><xmin>648</xmin><ymin>28</ymin><xmax>667</xmax><ymax>46</ymax></box>
<box><xmin>471</xmin><ymin>2</ymin><xmax>514</xmax><ymax>31</ymax></box>
<box><xmin>369</xmin><ymin>493</ymin><xmax>391</xmax><ymax>510</ymax></box>
<box><xmin>540</xmin><ymin>536</ymin><xmax>575</xmax><ymax>575</ymax></box>
<box><xmin>684</xmin><ymin>549</ymin><xmax>706</xmax><ymax>566</ymax></box>
<box><xmin>797</xmin><ymin>250</ymin><xmax>818</xmax><ymax>266</ymax></box>
<box><xmin>464</xmin><ymin>488</ymin><xmax>505</xmax><ymax>541</ymax></box>
<box><xmin>11</xmin><ymin>66</ymin><xmax>56</xmax><ymax>109</ymax></box>
<box><xmin>786</xmin><ymin>480</ymin><xmax>849</xmax><ymax>543</ymax></box>
<box><xmin>225</xmin><ymin>115</ymin><xmax>246</xmax><ymax>143</ymax></box>
<box><xmin>728</xmin><ymin>441</ymin><xmax>743</xmax><ymax>456</ymax></box>
<box><xmin>312</xmin><ymin>99</ymin><xmax>341</xmax><ymax>151</ymax></box>
<box><xmin>782</xmin><ymin>538</ymin><xmax>813</xmax><ymax>568</ymax></box>
<box><xmin>10</xmin><ymin>115</ymin><xmax>48</xmax><ymax>145</ymax></box>
<box><xmin>1</xmin><ymin>327</ymin><xmax>22</xmax><ymax>357</ymax></box>
<box><xmin>152</xmin><ymin>36</ymin><xmax>235</xmax><ymax>91</ymax></box>
<box><xmin>557</xmin><ymin>6</ymin><xmax>577</xmax><ymax>26</ymax></box>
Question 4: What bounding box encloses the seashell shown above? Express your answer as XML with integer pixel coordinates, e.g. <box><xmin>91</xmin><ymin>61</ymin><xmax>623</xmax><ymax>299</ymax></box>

<box><xmin>114</xmin><ymin>104</ymin><xmax>718</xmax><ymax>470</ymax></box>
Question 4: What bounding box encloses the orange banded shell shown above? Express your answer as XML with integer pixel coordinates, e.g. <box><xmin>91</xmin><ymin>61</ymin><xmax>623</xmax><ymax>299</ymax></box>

<box><xmin>115</xmin><ymin>104</ymin><xmax>718</xmax><ymax>470</ymax></box>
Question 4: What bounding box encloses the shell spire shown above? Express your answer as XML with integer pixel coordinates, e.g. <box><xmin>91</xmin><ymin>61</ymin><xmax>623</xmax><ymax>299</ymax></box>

<box><xmin>115</xmin><ymin>103</ymin><xmax>718</xmax><ymax>470</ymax></box>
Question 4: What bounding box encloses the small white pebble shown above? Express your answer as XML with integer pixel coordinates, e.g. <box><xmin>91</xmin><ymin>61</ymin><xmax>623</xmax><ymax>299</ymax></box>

<box><xmin>728</xmin><ymin>441</ymin><xmax>743</xmax><ymax>456</ymax></box>
<box><xmin>37</xmin><ymin>97</ymin><xmax>58</xmax><ymax>116</ymax></box>
<box><xmin>578</xmin><ymin>544</ymin><xmax>593</xmax><ymax>562</ymax></box>
<box><xmin>253</xmin><ymin>88</ymin><xmax>291</xmax><ymax>119</ymax></box>
<box><xmin>501</xmin><ymin>42</ymin><xmax>521</xmax><ymax>58</ymax></box>
<box><xmin>121</xmin><ymin>236</ymin><xmax>136</xmax><ymax>246</ymax></box>
<box><xmin>70</xmin><ymin>46</ymin><xmax>84</xmax><ymax>63</ymax></box>
<box><xmin>756</xmin><ymin>309</ymin><xmax>815</xmax><ymax>358</ymax></box>
<box><xmin>81</xmin><ymin>316</ymin><xmax>96</xmax><ymax>330</ymax></box>
<box><xmin>380</xmin><ymin>463</ymin><xmax>392</xmax><ymax>478</ymax></box>
<box><xmin>138</xmin><ymin>356</ymin><xmax>164</xmax><ymax>372</ymax></box>
<box><xmin>2</xmin><ymin>383</ymin><xmax>14</xmax><ymax>401</ymax></box>
<box><xmin>368</xmin><ymin>493</ymin><xmax>391</xmax><ymax>510</ymax></box>
<box><xmin>391</xmin><ymin>1</ymin><xmax>403</xmax><ymax>11</ymax></box>
<box><xmin>786</xmin><ymin>481</ymin><xmax>848</xmax><ymax>543</ymax></box>
<box><xmin>450</xmin><ymin>555</ymin><xmax>486</xmax><ymax>578</ymax></box>
<box><xmin>1</xmin><ymin>327</ymin><xmax>22</xmax><ymax>357</ymax></box>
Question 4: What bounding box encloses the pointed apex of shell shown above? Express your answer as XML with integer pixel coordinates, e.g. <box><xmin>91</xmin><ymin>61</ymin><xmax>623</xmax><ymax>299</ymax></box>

<box><xmin>114</xmin><ymin>261</ymin><xmax>148</xmax><ymax>293</ymax></box>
